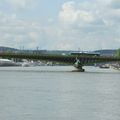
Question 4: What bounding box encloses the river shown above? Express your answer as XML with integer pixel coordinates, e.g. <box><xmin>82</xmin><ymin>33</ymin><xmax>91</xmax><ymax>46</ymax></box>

<box><xmin>0</xmin><ymin>66</ymin><xmax>120</xmax><ymax>120</ymax></box>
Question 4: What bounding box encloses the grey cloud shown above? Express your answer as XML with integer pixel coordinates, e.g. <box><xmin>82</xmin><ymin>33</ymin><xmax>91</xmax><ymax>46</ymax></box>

<box><xmin>110</xmin><ymin>0</ymin><xmax>120</xmax><ymax>9</ymax></box>
<box><xmin>5</xmin><ymin>0</ymin><xmax>38</xmax><ymax>10</ymax></box>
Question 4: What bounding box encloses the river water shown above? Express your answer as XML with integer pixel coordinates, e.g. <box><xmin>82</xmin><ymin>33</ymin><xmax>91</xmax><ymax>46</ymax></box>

<box><xmin>0</xmin><ymin>66</ymin><xmax>120</xmax><ymax>120</ymax></box>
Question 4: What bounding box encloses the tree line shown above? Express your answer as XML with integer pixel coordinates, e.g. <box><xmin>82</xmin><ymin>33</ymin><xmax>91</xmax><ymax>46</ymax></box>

<box><xmin>116</xmin><ymin>48</ymin><xmax>120</xmax><ymax>57</ymax></box>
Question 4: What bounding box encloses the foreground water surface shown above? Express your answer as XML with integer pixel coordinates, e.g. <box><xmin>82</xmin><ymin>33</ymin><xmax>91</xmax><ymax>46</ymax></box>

<box><xmin>0</xmin><ymin>66</ymin><xmax>120</xmax><ymax>120</ymax></box>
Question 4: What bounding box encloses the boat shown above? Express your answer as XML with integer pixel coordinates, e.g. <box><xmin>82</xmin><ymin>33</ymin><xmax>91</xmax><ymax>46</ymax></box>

<box><xmin>0</xmin><ymin>59</ymin><xmax>20</xmax><ymax>66</ymax></box>
<box><xmin>99</xmin><ymin>64</ymin><xmax>110</xmax><ymax>69</ymax></box>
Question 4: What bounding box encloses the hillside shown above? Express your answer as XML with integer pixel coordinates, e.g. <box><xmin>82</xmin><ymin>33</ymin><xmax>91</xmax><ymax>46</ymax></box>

<box><xmin>0</xmin><ymin>46</ymin><xmax>18</xmax><ymax>52</ymax></box>
<box><xmin>94</xmin><ymin>49</ymin><xmax>117</xmax><ymax>56</ymax></box>
<box><xmin>0</xmin><ymin>46</ymin><xmax>117</xmax><ymax>56</ymax></box>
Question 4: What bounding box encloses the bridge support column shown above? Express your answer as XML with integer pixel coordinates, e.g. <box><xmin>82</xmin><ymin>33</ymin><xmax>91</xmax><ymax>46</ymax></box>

<box><xmin>73</xmin><ymin>59</ymin><xmax>85</xmax><ymax>72</ymax></box>
<box><xmin>74</xmin><ymin>66</ymin><xmax>85</xmax><ymax>72</ymax></box>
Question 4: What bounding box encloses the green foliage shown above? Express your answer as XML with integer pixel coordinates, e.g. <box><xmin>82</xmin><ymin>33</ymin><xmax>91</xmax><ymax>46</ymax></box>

<box><xmin>116</xmin><ymin>48</ymin><xmax>120</xmax><ymax>57</ymax></box>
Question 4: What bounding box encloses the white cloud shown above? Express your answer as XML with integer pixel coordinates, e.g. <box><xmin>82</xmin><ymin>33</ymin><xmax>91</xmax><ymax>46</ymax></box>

<box><xmin>56</xmin><ymin>0</ymin><xmax>120</xmax><ymax>50</ymax></box>
<box><xmin>0</xmin><ymin>12</ymin><xmax>43</xmax><ymax>49</ymax></box>
<box><xmin>59</xmin><ymin>1</ymin><xmax>95</xmax><ymax>26</ymax></box>
<box><xmin>6</xmin><ymin>0</ymin><xmax>37</xmax><ymax>10</ymax></box>
<box><xmin>0</xmin><ymin>0</ymin><xmax>120</xmax><ymax>50</ymax></box>
<box><xmin>56</xmin><ymin>43</ymin><xmax>73</xmax><ymax>50</ymax></box>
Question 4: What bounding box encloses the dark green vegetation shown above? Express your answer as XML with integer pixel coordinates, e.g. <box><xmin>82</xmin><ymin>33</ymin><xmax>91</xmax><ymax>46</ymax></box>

<box><xmin>116</xmin><ymin>48</ymin><xmax>120</xmax><ymax>57</ymax></box>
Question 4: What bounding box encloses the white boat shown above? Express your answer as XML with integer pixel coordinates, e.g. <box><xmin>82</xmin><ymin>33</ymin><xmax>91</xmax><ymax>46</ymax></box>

<box><xmin>99</xmin><ymin>64</ymin><xmax>110</xmax><ymax>69</ymax></box>
<box><xmin>22</xmin><ymin>62</ymin><xmax>31</xmax><ymax>67</ymax></box>
<box><xmin>0</xmin><ymin>59</ymin><xmax>20</xmax><ymax>66</ymax></box>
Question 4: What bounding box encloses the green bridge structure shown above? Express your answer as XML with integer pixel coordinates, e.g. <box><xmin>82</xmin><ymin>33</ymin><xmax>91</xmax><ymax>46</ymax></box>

<box><xmin>0</xmin><ymin>52</ymin><xmax>120</xmax><ymax>72</ymax></box>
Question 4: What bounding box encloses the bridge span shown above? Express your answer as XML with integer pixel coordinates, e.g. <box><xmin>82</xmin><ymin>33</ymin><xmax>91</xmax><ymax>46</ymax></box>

<box><xmin>0</xmin><ymin>52</ymin><xmax>120</xmax><ymax>72</ymax></box>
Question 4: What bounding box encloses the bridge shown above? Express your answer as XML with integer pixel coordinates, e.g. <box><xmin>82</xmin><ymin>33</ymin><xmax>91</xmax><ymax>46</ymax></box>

<box><xmin>0</xmin><ymin>52</ymin><xmax>120</xmax><ymax>72</ymax></box>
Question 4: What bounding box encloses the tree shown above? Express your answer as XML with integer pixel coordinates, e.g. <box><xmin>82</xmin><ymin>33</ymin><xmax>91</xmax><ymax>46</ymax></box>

<box><xmin>116</xmin><ymin>48</ymin><xmax>120</xmax><ymax>57</ymax></box>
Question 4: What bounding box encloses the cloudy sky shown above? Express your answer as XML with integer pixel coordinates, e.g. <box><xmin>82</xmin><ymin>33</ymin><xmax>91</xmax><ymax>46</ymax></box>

<box><xmin>0</xmin><ymin>0</ymin><xmax>120</xmax><ymax>50</ymax></box>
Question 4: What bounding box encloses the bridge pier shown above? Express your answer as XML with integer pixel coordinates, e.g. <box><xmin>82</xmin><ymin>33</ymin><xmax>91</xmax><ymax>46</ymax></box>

<box><xmin>74</xmin><ymin>66</ymin><xmax>85</xmax><ymax>72</ymax></box>
<box><xmin>73</xmin><ymin>59</ymin><xmax>85</xmax><ymax>72</ymax></box>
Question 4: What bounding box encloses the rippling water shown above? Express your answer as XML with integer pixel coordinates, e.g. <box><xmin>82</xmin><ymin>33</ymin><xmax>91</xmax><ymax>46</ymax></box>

<box><xmin>0</xmin><ymin>66</ymin><xmax>120</xmax><ymax>120</ymax></box>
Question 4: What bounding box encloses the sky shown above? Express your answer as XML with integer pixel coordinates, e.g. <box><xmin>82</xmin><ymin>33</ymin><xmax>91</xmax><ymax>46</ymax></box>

<box><xmin>0</xmin><ymin>0</ymin><xmax>120</xmax><ymax>50</ymax></box>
